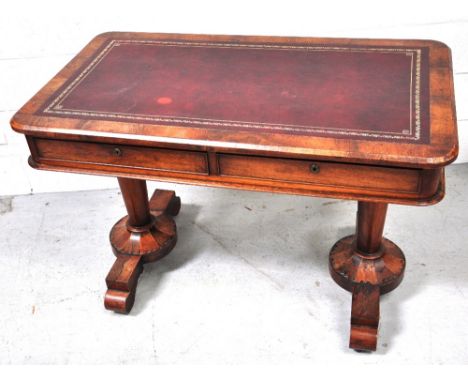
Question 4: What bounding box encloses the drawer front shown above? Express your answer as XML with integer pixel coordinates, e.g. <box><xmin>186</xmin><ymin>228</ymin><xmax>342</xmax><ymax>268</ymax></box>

<box><xmin>218</xmin><ymin>154</ymin><xmax>421</xmax><ymax>194</ymax></box>
<box><xmin>34</xmin><ymin>138</ymin><xmax>208</xmax><ymax>175</ymax></box>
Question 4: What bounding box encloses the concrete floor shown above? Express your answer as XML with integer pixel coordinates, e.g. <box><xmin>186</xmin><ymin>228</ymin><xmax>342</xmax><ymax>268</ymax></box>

<box><xmin>1</xmin><ymin>163</ymin><xmax>467</xmax><ymax>364</ymax></box>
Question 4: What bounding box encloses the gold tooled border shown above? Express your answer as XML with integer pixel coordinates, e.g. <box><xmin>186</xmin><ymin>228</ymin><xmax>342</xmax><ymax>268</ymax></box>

<box><xmin>43</xmin><ymin>39</ymin><xmax>422</xmax><ymax>141</ymax></box>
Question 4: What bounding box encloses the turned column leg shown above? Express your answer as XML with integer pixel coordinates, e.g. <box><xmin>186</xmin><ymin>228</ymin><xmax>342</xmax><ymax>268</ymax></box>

<box><xmin>329</xmin><ymin>201</ymin><xmax>405</xmax><ymax>351</ymax></box>
<box><xmin>105</xmin><ymin>178</ymin><xmax>180</xmax><ymax>314</ymax></box>
<box><xmin>117</xmin><ymin>178</ymin><xmax>152</xmax><ymax>227</ymax></box>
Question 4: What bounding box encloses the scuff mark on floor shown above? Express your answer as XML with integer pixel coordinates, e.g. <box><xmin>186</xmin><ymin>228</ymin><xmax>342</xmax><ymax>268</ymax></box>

<box><xmin>192</xmin><ymin>220</ymin><xmax>285</xmax><ymax>291</ymax></box>
<box><xmin>0</xmin><ymin>196</ymin><xmax>14</xmax><ymax>215</ymax></box>
<box><xmin>306</xmin><ymin>308</ymin><xmax>316</xmax><ymax>318</ymax></box>
<box><xmin>42</xmin><ymin>289</ymin><xmax>101</xmax><ymax>305</ymax></box>
<box><xmin>151</xmin><ymin>308</ymin><xmax>157</xmax><ymax>362</ymax></box>
<box><xmin>192</xmin><ymin>221</ymin><xmax>233</xmax><ymax>256</ymax></box>
<box><xmin>321</xmin><ymin>200</ymin><xmax>344</xmax><ymax>206</ymax></box>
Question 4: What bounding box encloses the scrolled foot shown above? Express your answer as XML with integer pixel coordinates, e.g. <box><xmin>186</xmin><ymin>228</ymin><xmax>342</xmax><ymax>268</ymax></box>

<box><xmin>149</xmin><ymin>189</ymin><xmax>181</xmax><ymax>217</ymax></box>
<box><xmin>350</xmin><ymin>283</ymin><xmax>380</xmax><ymax>352</ymax></box>
<box><xmin>105</xmin><ymin>255</ymin><xmax>143</xmax><ymax>314</ymax></box>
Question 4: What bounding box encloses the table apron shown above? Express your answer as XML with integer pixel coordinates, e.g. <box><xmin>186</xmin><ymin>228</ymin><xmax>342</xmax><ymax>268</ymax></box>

<box><xmin>28</xmin><ymin>137</ymin><xmax>443</xmax><ymax>206</ymax></box>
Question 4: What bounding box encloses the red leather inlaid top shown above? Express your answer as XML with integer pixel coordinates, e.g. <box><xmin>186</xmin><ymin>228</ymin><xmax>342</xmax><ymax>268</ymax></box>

<box><xmin>41</xmin><ymin>39</ymin><xmax>430</xmax><ymax>143</ymax></box>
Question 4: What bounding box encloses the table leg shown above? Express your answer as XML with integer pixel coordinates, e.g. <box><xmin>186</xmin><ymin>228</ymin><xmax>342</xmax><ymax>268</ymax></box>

<box><xmin>329</xmin><ymin>201</ymin><xmax>405</xmax><ymax>351</ymax></box>
<box><xmin>105</xmin><ymin>178</ymin><xmax>180</xmax><ymax>313</ymax></box>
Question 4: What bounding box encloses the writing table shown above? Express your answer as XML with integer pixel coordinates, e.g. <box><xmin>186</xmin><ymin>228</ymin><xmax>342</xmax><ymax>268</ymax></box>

<box><xmin>11</xmin><ymin>32</ymin><xmax>458</xmax><ymax>351</ymax></box>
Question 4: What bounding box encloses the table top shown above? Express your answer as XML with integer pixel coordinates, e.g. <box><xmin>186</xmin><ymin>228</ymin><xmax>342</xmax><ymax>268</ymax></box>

<box><xmin>11</xmin><ymin>32</ymin><xmax>458</xmax><ymax>168</ymax></box>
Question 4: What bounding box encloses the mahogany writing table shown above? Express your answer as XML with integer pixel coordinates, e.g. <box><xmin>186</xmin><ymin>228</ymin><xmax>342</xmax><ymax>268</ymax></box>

<box><xmin>11</xmin><ymin>32</ymin><xmax>458</xmax><ymax>352</ymax></box>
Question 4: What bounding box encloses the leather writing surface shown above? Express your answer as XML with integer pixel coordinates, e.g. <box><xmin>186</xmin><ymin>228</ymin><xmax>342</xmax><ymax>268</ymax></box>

<box><xmin>41</xmin><ymin>39</ymin><xmax>430</xmax><ymax>143</ymax></box>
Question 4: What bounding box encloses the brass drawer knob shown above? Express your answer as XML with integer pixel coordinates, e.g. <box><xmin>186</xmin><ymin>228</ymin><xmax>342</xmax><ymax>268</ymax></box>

<box><xmin>310</xmin><ymin>163</ymin><xmax>320</xmax><ymax>174</ymax></box>
<box><xmin>113</xmin><ymin>147</ymin><xmax>122</xmax><ymax>157</ymax></box>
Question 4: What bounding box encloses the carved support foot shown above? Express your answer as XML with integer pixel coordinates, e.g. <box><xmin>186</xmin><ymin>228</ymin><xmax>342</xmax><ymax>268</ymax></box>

<box><xmin>329</xmin><ymin>201</ymin><xmax>405</xmax><ymax>352</ymax></box>
<box><xmin>105</xmin><ymin>178</ymin><xmax>180</xmax><ymax>314</ymax></box>
<box><xmin>350</xmin><ymin>283</ymin><xmax>380</xmax><ymax>351</ymax></box>
<box><xmin>105</xmin><ymin>255</ymin><xmax>143</xmax><ymax>313</ymax></box>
